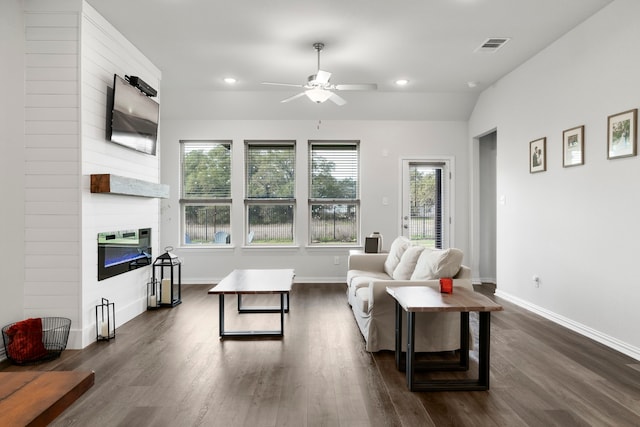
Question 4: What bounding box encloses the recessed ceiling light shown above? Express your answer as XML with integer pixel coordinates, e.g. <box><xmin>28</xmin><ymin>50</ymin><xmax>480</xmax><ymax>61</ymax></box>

<box><xmin>395</xmin><ymin>79</ymin><xmax>409</xmax><ymax>86</ymax></box>
<box><xmin>223</xmin><ymin>77</ymin><xmax>237</xmax><ymax>84</ymax></box>
<box><xmin>467</xmin><ymin>81</ymin><xmax>478</xmax><ymax>88</ymax></box>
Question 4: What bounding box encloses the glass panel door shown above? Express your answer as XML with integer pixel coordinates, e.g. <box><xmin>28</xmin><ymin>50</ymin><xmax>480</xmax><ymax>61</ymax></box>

<box><xmin>401</xmin><ymin>160</ymin><xmax>449</xmax><ymax>248</ymax></box>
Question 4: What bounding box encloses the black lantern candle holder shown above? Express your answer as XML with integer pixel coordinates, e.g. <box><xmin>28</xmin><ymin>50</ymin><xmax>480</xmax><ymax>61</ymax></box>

<box><xmin>95</xmin><ymin>298</ymin><xmax>115</xmax><ymax>341</ymax></box>
<box><xmin>152</xmin><ymin>246</ymin><xmax>182</xmax><ymax>307</ymax></box>
<box><xmin>147</xmin><ymin>278</ymin><xmax>160</xmax><ymax>309</ymax></box>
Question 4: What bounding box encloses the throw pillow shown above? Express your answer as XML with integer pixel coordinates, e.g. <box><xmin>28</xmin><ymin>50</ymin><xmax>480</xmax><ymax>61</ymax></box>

<box><xmin>6</xmin><ymin>318</ymin><xmax>47</xmax><ymax>363</ymax></box>
<box><xmin>392</xmin><ymin>245</ymin><xmax>425</xmax><ymax>280</ymax></box>
<box><xmin>410</xmin><ymin>247</ymin><xmax>463</xmax><ymax>280</ymax></box>
<box><xmin>383</xmin><ymin>236</ymin><xmax>411</xmax><ymax>277</ymax></box>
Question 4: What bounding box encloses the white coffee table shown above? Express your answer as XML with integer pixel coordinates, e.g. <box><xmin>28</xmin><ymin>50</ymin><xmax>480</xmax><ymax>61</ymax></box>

<box><xmin>208</xmin><ymin>269</ymin><xmax>294</xmax><ymax>339</ymax></box>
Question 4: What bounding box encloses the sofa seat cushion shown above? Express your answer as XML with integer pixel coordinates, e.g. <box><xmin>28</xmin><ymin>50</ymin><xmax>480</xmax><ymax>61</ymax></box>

<box><xmin>383</xmin><ymin>236</ymin><xmax>411</xmax><ymax>276</ymax></box>
<box><xmin>354</xmin><ymin>287</ymin><xmax>371</xmax><ymax>314</ymax></box>
<box><xmin>392</xmin><ymin>245</ymin><xmax>425</xmax><ymax>280</ymax></box>
<box><xmin>411</xmin><ymin>247</ymin><xmax>463</xmax><ymax>280</ymax></box>
<box><xmin>347</xmin><ymin>269</ymin><xmax>390</xmax><ymax>286</ymax></box>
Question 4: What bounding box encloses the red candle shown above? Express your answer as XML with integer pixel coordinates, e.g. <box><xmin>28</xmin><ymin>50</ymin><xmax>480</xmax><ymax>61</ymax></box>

<box><xmin>439</xmin><ymin>278</ymin><xmax>453</xmax><ymax>294</ymax></box>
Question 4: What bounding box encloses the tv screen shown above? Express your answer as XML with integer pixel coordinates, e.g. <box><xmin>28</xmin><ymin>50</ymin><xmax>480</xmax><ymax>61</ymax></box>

<box><xmin>109</xmin><ymin>75</ymin><xmax>159</xmax><ymax>155</ymax></box>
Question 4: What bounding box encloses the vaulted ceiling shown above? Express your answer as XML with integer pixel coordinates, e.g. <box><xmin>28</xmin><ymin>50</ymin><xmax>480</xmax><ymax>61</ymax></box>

<box><xmin>87</xmin><ymin>0</ymin><xmax>613</xmax><ymax>121</ymax></box>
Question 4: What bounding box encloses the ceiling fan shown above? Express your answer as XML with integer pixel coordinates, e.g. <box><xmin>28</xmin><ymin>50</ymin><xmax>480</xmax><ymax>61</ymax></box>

<box><xmin>262</xmin><ymin>42</ymin><xmax>377</xmax><ymax>106</ymax></box>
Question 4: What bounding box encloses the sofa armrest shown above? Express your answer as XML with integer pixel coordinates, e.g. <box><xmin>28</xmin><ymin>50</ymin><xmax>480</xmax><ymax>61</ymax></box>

<box><xmin>369</xmin><ymin>279</ymin><xmax>439</xmax><ymax>309</ymax></box>
<box><xmin>455</xmin><ymin>265</ymin><xmax>471</xmax><ymax>280</ymax></box>
<box><xmin>348</xmin><ymin>253</ymin><xmax>387</xmax><ymax>273</ymax></box>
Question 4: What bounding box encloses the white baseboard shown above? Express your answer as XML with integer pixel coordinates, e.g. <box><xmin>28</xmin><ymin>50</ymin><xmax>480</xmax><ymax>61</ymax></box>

<box><xmin>473</xmin><ymin>276</ymin><xmax>496</xmax><ymax>285</ymax></box>
<box><xmin>66</xmin><ymin>298</ymin><xmax>150</xmax><ymax>350</ymax></box>
<box><xmin>66</xmin><ymin>328</ymin><xmax>83</xmax><ymax>350</ymax></box>
<box><xmin>495</xmin><ymin>289</ymin><xmax>640</xmax><ymax>362</ymax></box>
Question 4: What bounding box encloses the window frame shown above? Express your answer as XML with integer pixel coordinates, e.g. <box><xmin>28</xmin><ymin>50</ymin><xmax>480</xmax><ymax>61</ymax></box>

<box><xmin>180</xmin><ymin>140</ymin><xmax>232</xmax><ymax>246</ymax></box>
<box><xmin>244</xmin><ymin>140</ymin><xmax>297</xmax><ymax>246</ymax></box>
<box><xmin>308</xmin><ymin>140</ymin><xmax>360</xmax><ymax>246</ymax></box>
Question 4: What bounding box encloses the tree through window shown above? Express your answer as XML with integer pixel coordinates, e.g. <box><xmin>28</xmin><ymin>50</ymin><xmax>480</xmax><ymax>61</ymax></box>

<box><xmin>407</xmin><ymin>163</ymin><xmax>445</xmax><ymax>248</ymax></box>
<box><xmin>245</xmin><ymin>141</ymin><xmax>296</xmax><ymax>245</ymax></box>
<box><xmin>181</xmin><ymin>141</ymin><xmax>232</xmax><ymax>245</ymax></box>
<box><xmin>309</xmin><ymin>141</ymin><xmax>359</xmax><ymax>245</ymax></box>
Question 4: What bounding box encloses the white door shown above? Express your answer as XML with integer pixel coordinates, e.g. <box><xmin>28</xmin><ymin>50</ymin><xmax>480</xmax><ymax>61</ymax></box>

<box><xmin>401</xmin><ymin>159</ymin><xmax>451</xmax><ymax>248</ymax></box>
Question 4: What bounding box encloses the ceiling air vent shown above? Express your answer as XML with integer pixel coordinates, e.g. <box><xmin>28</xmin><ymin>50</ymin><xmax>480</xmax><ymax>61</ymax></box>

<box><xmin>475</xmin><ymin>38</ymin><xmax>511</xmax><ymax>53</ymax></box>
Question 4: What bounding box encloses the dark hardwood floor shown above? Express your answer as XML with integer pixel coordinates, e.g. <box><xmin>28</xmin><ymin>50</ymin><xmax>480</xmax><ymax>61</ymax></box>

<box><xmin>2</xmin><ymin>283</ymin><xmax>639</xmax><ymax>426</ymax></box>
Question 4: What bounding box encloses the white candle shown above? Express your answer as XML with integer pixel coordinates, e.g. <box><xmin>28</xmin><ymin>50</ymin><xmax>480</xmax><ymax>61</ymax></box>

<box><xmin>149</xmin><ymin>293</ymin><xmax>157</xmax><ymax>307</ymax></box>
<box><xmin>161</xmin><ymin>278</ymin><xmax>172</xmax><ymax>304</ymax></box>
<box><xmin>100</xmin><ymin>321</ymin><xmax>109</xmax><ymax>337</ymax></box>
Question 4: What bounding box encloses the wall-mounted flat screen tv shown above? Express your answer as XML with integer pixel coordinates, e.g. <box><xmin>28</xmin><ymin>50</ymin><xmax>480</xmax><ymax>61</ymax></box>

<box><xmin>98</xmin><ymin>228</ymin><xmax>152</xmax><ymax>281</ymax></box>
<box><xmin>109</xmin><ymin>74</ymin><xmax>159</xmax><ymax>155</ymax></box>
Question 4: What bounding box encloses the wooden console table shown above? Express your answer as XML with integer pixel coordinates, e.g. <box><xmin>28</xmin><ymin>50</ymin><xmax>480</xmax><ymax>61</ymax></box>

<box><xmin>386</xmin><ymin>286</ymin><xmax>503</xmax><ymax>391</ymax></box>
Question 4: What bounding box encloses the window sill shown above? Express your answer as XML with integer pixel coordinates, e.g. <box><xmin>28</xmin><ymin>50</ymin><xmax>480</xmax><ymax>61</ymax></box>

<box><xmin>241</xmin><ymin>245</ymin><xmax>300</xmax><ymax>251</ymax></box>
<box><xmin>180</xmin><ymin>244</ymin><xmax>234</xmax><ymax>250</ymax></box>
<box><xmin>305</xmin><ymin>245</ymin><xmax>362</xmax><ymax>252</ymax></box>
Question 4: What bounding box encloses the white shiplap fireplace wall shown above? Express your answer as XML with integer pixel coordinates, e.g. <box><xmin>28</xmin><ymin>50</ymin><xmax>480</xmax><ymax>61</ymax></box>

<box><xmin>24</xmin><ymin>0</ymin><xmax>162</xmax><ymax>349</ymax></box>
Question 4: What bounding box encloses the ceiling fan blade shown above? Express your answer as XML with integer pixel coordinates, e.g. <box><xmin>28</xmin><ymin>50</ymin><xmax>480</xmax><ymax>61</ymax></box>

<box><xmin>328</xmin><ymin>92</ymin><xmax>347</xmax><ymax>106</ymax></box>
<box><xmin>280</xmin><ymin>92</ymin><xmax>307</xmax><ymax>103</ymax></box>
<box><xmin>334</xmin><ymin>83</ymin><xmax>378</xmax><ymax>91</ymax></box>
<box><xmin>315</xmin><ymin>70</ymin><xmax>331</xmax><ymax>84</ymax></box>
<box><xmin>262</xmin><ymin>82</ymin><xmax>305</xmax><ymax>88</ymax></box>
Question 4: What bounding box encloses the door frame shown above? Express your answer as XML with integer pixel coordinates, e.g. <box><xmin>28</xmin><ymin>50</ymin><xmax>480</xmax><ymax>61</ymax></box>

<box><xmin>471</xmin><ymin>128</ymin><xmax>497</xmax><ymax>285</ymax></box>
<box><xmin>400</xmin><ymin>156</ymin><xmax>455</xmax><ymax>248</ymax></box>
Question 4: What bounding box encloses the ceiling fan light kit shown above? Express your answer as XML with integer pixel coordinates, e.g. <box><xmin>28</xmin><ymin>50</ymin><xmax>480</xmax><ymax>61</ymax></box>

<box><xmin>262</xmin><ymin>42</ymin><xmax>377</xmax><ymax>106</ymax></box>
<box><xmin>305</xmin><ymin>88</ymin><xmax>332</xmax><ymax>103</ymax></box>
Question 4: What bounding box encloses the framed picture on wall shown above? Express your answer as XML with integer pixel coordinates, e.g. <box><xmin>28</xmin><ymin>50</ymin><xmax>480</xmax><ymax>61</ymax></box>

<box><xmin>562</xmin><ymin>125</ymin><xmax>584</xmax><ymax>167</ymax></box>
<box><xmin>529</xmin><ymin>137</ymin><xmax>546</xmax><ymax>173</ymax></box>
<box><xmin>607</xmin><ymin>109</ymin><xmax>637</xmax><ymax>159</ymax></box>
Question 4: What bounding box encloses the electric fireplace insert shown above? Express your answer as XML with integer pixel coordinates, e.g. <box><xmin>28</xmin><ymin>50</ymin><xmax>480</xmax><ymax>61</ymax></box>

<box><xmin>98</xmin><ymin>228</ymin><xmax>151</xmax><ymax>281</ymax></box>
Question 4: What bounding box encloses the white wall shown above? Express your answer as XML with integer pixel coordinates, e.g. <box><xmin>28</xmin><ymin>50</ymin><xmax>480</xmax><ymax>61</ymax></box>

<box><xmin>22</xmin><ymin>0</ymin><xmax>84</xmax><ymax>348</ymax></box>
<box><xmin>0</xmin><ymin>0</ymin><xmax>26</xmax><ymax>355</ymax></box>
<box><xmin>6</xmin><ymin>0</ymin><xmax>162</xmax><ymax>350</ymax></box>
<box><xmin>160</xmin><ymin>120</ymin><xmax>470</xmax><ymax>283</ymax></box>
<box><xmin>469</xmin><ymin>0</ymin><xmax>640</xmax><ymax>359</ymax></box>
<box><xmin>79</xmin><ymin>4</ymin><xmax>162</xmax><ymax>347</ymax></box>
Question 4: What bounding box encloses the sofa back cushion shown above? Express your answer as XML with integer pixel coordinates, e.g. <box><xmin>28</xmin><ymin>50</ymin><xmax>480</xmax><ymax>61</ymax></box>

<box><xmin>392</xmin><ymin>245</ymin><xmax>425</xmax><ymax>280</ymax></box>
<box><xmin>410</xmin><ymin>247</ymin><xmax>463</xmax><ymax>280</ymax></box>
<box><xmin>383</xmin><ymin>236</ymin><xmax>411</xmax><ymax>277</ymax></box>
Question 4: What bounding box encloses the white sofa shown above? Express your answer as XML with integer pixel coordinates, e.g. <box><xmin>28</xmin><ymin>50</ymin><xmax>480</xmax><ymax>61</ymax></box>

<box><xmin>347</xmin><ymin>236</ymin><xmax>473</xmax><ymax>352</ymax></box>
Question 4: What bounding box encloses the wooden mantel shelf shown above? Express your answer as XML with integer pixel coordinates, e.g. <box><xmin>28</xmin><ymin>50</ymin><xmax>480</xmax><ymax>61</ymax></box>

<box><xmin>90</xmin><ymin>174</ymin><xmax>169</xmax><ymax>199</ymax></box>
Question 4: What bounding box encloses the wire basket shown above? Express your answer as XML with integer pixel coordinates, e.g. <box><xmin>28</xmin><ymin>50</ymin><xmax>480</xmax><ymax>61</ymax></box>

<box><xmin>2</xmin><ymin>317</ymin><xmax>71</xmax><ymax>365</ymax></box>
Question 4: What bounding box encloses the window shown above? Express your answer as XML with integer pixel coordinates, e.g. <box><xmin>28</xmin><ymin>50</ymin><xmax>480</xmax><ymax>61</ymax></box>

<box><xmin>309</xmin><ymin>141</ymin><xmax>359</xmax><ymax>245</ymax></box>
<box><xmin>245</xmin><ymin>141</ymin><xmax>296</xmax><ymax>245</ymax></box>
<box><xmin>180</xmin><ymin>141</ymin><xmax>231</xmax><ymax>245</ymax></box>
